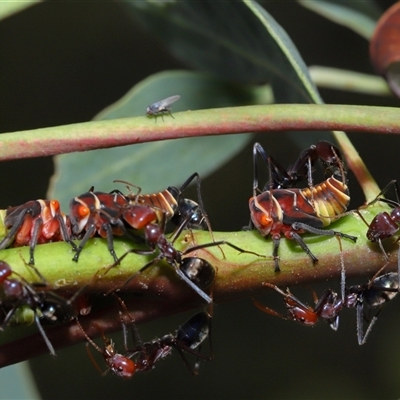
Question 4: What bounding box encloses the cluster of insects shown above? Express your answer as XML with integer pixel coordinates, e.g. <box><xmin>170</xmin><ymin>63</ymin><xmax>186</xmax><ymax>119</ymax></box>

<box><xmin>0</xmin><ymin>163</ymin><xmax>258</xmax><ymax>375</ymax></box>
<box><xmin>0</xmin><ymin>122</ymin><xmax>398</xmax><ymax>378</ymax></box>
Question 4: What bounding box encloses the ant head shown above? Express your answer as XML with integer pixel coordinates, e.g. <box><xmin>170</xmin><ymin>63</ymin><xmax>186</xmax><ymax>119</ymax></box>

<box><xmin>367</xmin><ymin>212</ymin><xmax>398</xmax><ymax>241</ymax></box>
<box><xmin>144</xmin><ymin>223</ymin><xmax>162</xmax><ymax>247</ymax></box>
<box><xmin>3</xmin><ymin>279</ymin><xmax>24</xmax><ymax>299</ymax></box>
<box><xmin>108</xmin><ymin>354</ymin><xmax>136</xmax><ymax>379</ymax></box>
<box><xmin>0</xmin><ymin>261</ymin><xmax>12</xmax><ymax>283</ymax></box>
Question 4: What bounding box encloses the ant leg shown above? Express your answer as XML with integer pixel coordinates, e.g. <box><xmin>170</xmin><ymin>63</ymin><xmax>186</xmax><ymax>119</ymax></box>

<box><xmin>34</xmin><ymin>313</ymin><xmax>56</xmax><ymax>357</ymax></box>
<box><xmin>378</xmin><ymin>239</ymin><xmax>390</xmax><ymax>262</ymax></box>
<box><xmin>334</xmin><ymin>235</ymin><xmax>346</xmax><ymax>301</ymax></box>
<box><xmin>122</xmin><ymin>255</ymin><xmax>159</xmax><ymax>288</ymax></box>
<box><xmin>173</xmin><ymin>266</ymin><xmax>212</xmax><ymax>304</ymax></box>
<box><xmin>252</xmin><ymin>298</ymin><xmax>288</xmax><ymax>320</ymax></box>
<box><xmin>182</xmin><ymin>240</ymin><xmax>265</xmax><ymax>258</ymax></box>
<box><xmin>76</xmin><ymin>318</ymin><xmax>108</xmax><ymax>375</ymax></box>
<box><xmin>182</xmin><ymin>173</ymin><xmax>217</xmax><ymax>249</ymax></box>
<box><xmin>367</xmin><ymin>180</ymin><xmax>398</xmax><ymax>206</ymax></box>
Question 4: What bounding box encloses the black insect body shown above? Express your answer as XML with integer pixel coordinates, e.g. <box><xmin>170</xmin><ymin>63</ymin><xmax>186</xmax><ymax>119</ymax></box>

<box><xmin>0</xmin><ymin>261</ymin><xmax>84</xmax><ymax>356</ymax></box>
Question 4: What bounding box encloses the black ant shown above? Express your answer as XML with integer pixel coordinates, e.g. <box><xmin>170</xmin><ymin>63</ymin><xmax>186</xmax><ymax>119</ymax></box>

<box><xmin>108</xmin><ymin>212</ymin><xmax>263</xmax><ymax>303</ymax></box>
<box><xmin>253</xmin><ymin>266</ymin><xmax>399</xmax><ymax>344</ymax></box>
<box><xmin>76</xmin><ymin>310</ymin><xmax>211</xmax><ymax>378</ymax></box>
<box><xmin>75</xmin><ymin>314</ymin><xmax>137</xmax><ymax>379</ymax></box>
<box><xmin>129</xmin><ymin>311</ymin><xmax>212</xmax><ymax>375</ymax></box>
<box><xmin>0</xmin><ymin>260</ymin><xmax>87</xmax><ymax>356</ymax></box>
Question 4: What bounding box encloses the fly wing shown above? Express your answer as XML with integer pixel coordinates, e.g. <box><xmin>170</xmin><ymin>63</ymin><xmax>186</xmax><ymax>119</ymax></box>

<box><xmin>158</xmin><ymin>95</ymin><xmax>181</xmax><ymax>110</ymax></box>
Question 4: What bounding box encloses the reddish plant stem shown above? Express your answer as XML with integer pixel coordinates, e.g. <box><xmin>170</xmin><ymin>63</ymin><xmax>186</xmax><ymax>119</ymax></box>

<box><xmin>1</xmin><ymin>104</ymin><xmax>400</xmax><ymax>161</ymax></box>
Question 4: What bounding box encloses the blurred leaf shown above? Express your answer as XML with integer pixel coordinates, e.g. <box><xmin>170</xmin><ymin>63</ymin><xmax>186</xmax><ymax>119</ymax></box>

<box><xmin>309</xmin><ymin>66</ymin><xmax>390</xmax><ymax>96</ymax></box>
<box><xmin>298</xmin><ymin>0</ymin><xmax>380</xmax><ymax>39</ymax></box>
<box><xmin>369</xmin><ymin>2</ymin><xmax>400</xmax><ymax>99</ymax></box>
<box><xmin>49</xmin><ymin>71</ymin><xmax>259</xmax><ymax>208</ymax></box>
<box><xmin>0</xmin><ymin>363</ymin><xmax>40</xmax><ymax>399</ymax></box>
<box><xmin>386</xmin><ymin>63</ymin><xmax>400</xmax><ymax>99</ymax></box>
<box><xmin>0</xmin><ymin>1</ymin><xmax>41</xmax><ymax>21</ymax></box>
<box><xmin>125</xmin><ymin>0</ymin><xmax>322</xmax><ymax>104</ymax></box>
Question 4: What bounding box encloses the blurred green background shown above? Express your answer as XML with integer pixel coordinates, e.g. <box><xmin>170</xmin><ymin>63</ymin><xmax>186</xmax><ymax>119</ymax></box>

<box><xmin>1</xmin><ymin>1</ymin><xmax>400</xmax><ymax>399</ymax></box>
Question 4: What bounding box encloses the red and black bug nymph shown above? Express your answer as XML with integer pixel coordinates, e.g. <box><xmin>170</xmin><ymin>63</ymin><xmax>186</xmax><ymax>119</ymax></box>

<box><xmin>0</xmin><ymin>199</ymin><xmax>75</xmax><ymax>265</ymax></box>
<box><xmin>70</xmin><ymin>173</ymin><xmax>212</xmax><ymax>263</ymax></box>
<box><xmin>69</xmin><ymin>188</ymin><xmax>147</xmax><ymax>263</ymax></box>
<box><xmin>249</xmin><ymin>141</ymin><xmax>357</xmax><ymax>272</ymax></box>
<box><xmin>115</xmin><ymin>172</ymin><xmax>212</xmax><ymax>239</ymax></box>
<box><xmin>357</xmin><ymin>180</ymin><xmax>400</xmax><ymax>261</ymax></box>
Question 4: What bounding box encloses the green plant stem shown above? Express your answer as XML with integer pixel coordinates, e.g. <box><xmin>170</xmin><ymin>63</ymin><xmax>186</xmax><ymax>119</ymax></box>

<box><xmin>0</xmin><ymin>202</ymin><xmax>397</xmax><ymax>367</ymax></box>
<box><xmin>332</xmin><ymin>131</ymin><xmax>380</xmax><ymax>202</ymax></box>
<box><xmin>2</xmin><ymin>105</ymin><xmax>400</xmax><ymax>162</ymax></box>
<box><xmin>2</xmin><ymin>103</ymin><xmax>393</xmax><ymax>201</ymax></box>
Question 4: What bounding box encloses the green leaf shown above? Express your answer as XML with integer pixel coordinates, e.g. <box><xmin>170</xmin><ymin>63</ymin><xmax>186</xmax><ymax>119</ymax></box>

<box><xmin>125</xmin><ymin>0</ymin><xmax>322</xmax><ymax>104</ymax></box>
<box><xmin>49</xmin><ymin>71</ymin><xmax>258</xmax><ymax>208</ymax></box>
<box><xmin>0</xmin><ymin>1</ymin><xmax>41</xmax><ymax>21</ymax></box>
<box><xmin>298</xmin><ymin>0</ymin><xmax>380</xmax><ymax>40</ymax></box>
<box><xmin>0</xmin><ymin>363</ymin><xmax>40</xmax><ymax>399</ymax></box>
<box><xmin>309</xmin><ymin>66</ymin><xmax>391</xmax><ymax>96</ymax></box>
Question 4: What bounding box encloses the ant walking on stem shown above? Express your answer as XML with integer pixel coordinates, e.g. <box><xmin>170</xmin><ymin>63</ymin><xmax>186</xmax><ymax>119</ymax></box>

<box><xmin>104</xmin><ymin>209</ymin><xmax>263</xmax><ymax>303</ymax></box>
<box><xmin>0</xmin><ymin>260</ymin><xmax>86</xmax><ymax>356</ymax></box>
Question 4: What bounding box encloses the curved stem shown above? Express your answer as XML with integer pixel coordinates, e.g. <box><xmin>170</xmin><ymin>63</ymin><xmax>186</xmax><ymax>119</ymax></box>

<box><xmin>2</xmin><ymin>105</ymin><xmax>400</xmax><ymax>161</ymax></box>
<box><xmin>0</xmin><ymin>202</ymin><xmax>397</xmax><ymax>367</ymax></box>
